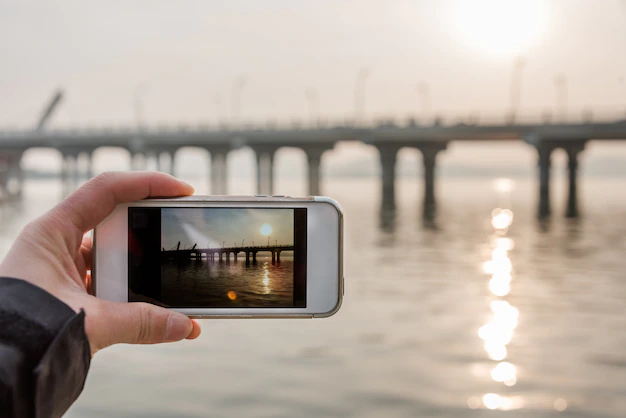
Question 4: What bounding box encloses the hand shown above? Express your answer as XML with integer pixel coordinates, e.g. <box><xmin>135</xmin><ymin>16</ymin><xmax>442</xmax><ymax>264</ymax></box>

<box><xmin>0</xmin><ymin>171</ymin><xmax>202</xmax><ymax>355</ymax></box>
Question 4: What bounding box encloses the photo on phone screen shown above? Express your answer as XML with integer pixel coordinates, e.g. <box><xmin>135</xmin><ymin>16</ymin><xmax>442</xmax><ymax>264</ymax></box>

<box><xmin>128</xmin><ymin>207</ymin><xmax>307</xmax><ymax>308</ymax></box>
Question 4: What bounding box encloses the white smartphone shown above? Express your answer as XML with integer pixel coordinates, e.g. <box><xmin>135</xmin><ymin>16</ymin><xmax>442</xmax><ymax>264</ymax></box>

<box><xmin>92</xmin><ymin>196</ymin><xmax>343</xmax><ymax>318</ymax></box>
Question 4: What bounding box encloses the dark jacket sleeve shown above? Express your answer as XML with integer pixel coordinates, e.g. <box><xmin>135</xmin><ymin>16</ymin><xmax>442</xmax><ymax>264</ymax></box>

<box><xmin>0</xmin><ymin>277</ymin><xmax>91</xmax><ymax>418</ymax></box>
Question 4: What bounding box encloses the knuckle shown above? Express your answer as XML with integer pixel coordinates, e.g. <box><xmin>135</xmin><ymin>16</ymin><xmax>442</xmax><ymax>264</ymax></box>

<box><xmin>91</xmin><ymin>171</ymin><xmax>118</xmax><ymax>185</ymax></box>
<box><xmin>136</xmin><ymin>304</ymin><xmax>153</xmax><ymax>343</ymax></box>
<box><xmin>81</xmin><ymin>171</ymin><xmax>118</xmax><ymax>195</ymax></box>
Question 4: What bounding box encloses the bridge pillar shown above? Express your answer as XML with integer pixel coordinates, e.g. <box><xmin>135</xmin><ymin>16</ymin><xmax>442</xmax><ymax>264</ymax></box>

<box><xmin>305</xmin><ymin>148</ymin><xmax>326</xmax><ymax>196</ymax></box>
<box><xmin>16</xmin><ymin>155</ymin><xmax>25</xmax><ymax>196</ymax></box>
<box><xmin>210</xmin><ymin>150</ymin><xmax>228</xmax><ymax>195</ymax></box>
<box><xmin>13</xmin><ymin>153</ymin><xmax>24</xmax><ymax>197</ymax></box>
<box><xmin>61</xmin><ymin>151</ymin><xmax>81</xmax><ymax>194</ymax></box>
<box><xmin>565</xmin><ymin>142</ymin><xmax>586</xmax><ymax>218</ymax></box>
<box><xmin>0</xmin><ymin>151</ymin><xmax>24</xmax><ymax>198</ymax></box>
<box><xmin>256</xmin><ymin>154</ymin><xmax>262</xmax><ymax>194</ymax></box>
<box><xmin>73</xmin><ymin>154</ymin><xmax>80</xmax><ymax>185</ymax></box>
<box><xmin>6</xmin><ymin>151</ymin><xmax>24</xmax><ymax>197</ymax></box>
<box><xmin>60</xmin><ymin>154</ymin><xmax>69</xmax><ymax>187</ymax></box>
<box><xmin>245</xmin><ymin>251</ymin><xmax>250</xmax><ymax>265</ymax></box>
<box><xmin>254</xmin><ymin>147</ymin><xmax>277</xmax><ymax>195</ymax></box>
<box><xmin>277</xmin><ymin>251</ymin><xmax>281</xmax><ymax>263</ymax></box>
<box><xmin>85</xmin><ymin>151</ymin><xmax>94</xmax><ymax>179</ymax></box>
<box><xmin>252</xmin><ymin>251</ymin><xmax>257</xmax><ymax>264</ymax></box>
<box><xmin>376</xmin><ymin>145</ymin><xmax>400</xmax><ymax>211</ymax></box>
<box><xmin>536</xmin><ymin>144</ymin><xmax>554</xmax><ymax>218</ymax></box>
<box><xmin>272</xmin><ymin>250</ymin><xmax>276</xmax><ymax>264</ymax></box>
<box><xmin>269</xmin><ymin>152</ymin><xmax>275</xmax><ymax>196</ymax></box>
<box><xmin>418</xmin><ymin>144</ymin><xmax>447</xmax><ymax>219</ymax></box>
<box><xmin>151</xmin><ymin>152</ymin><xmax>160</xmax><ymax>172</ymax></box>
<box><xmin>169</xmin><ymin>150</ymin><xmax>177</xmax><ymax>176</ymax></box>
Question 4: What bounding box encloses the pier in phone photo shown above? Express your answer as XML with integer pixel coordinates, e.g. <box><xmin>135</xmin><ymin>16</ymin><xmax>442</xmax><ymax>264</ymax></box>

<box><xmin>162</xmin><ymin>241</ymin><xmax>295</xmax><ymax>265</ymax></box>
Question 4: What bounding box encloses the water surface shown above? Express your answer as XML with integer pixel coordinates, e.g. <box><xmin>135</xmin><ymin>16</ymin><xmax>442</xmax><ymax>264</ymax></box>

<box><xmin>1</xmin><ymin>175</ymin><xmax>625</xmax><ymax>418</ymax></box>
<box><xmin>161</xmin><ymin>258</ymin><xmax>295</xmax><ymax>307</ymax></box>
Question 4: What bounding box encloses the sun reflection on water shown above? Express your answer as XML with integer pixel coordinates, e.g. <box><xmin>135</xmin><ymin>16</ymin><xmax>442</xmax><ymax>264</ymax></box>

<box><xmin>472</xmin><ymin>204</ymin><xmax>522</xmax><ymax>410</ymax></box>
<box><xmin>480</xmin><ymin>393</ymin><xmax>525</xmax><ymax>411</ymax></box>
<box><xmin>491</xmin><ymin>208</ymin><xmax>514</xmax><ymax>231</ymax></box>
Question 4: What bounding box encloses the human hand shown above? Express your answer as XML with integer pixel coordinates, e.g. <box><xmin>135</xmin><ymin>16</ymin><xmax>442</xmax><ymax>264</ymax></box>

<box><xmin>0</xmin><ymin>171</ymin><xmax>202</xmax><ymax>355</ymax></box>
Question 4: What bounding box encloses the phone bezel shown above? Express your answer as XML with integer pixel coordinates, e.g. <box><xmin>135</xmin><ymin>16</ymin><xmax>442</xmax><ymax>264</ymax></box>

<box><xmin>93</xmin><ymin>196</ymin><xmax>343</xmax><ymax>318</ymax></box>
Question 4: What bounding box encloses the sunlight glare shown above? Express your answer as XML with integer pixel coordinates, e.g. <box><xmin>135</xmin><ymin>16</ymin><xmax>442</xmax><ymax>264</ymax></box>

<box><xmin>494</xmin><ymin>237</ymin><xmax>515</xmax><ymax>251</ymax></box>
<box><xmin>260</xmin><ymin>223</ymin><xmax>273</xmax><ymax>236</ymax></box>
<box><xmin>489</xmin><ymin>277</ymin><xmax>511</xmax><ymax>296</ymax></box>
<box><xmin>483</xmin><ymin>393</ymin><xmax>502</xmax><ymax>410</ymax></box>
<box><xmin>491</xmin><ymin>362</ymin><xmax>517</xmax><ymax>383</ymax></box>
<box><xmin>484</xmin><ymin>341</ymin><xmax>507</xmax><ymax>361</ymax></box>
<box><xmin>454</xmin><ymin>0</ymin><xmax>547</xmax><ymax>55</ymax></box>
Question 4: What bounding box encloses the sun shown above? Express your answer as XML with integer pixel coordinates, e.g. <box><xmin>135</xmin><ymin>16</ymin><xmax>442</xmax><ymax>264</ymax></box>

<box><xmin>454</xmin><ymin>0</ymin><xmax>547</xmax><ymax>55</ymax></box>
<box><xmin>260</xmin><ymin>223</ymin><xmax>272</xmax><ymax>236</ymax></box>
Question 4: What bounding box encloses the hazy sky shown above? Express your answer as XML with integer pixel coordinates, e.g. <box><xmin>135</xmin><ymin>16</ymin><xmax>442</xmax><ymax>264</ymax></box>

<box><xmin>2</xmin><ymin>1</ymin><xmax>626</xmax><ymax>175</ymax></box>
<box><xmin>1</xmin><ymin>0</ymin><xmax>625</xmax><ymax>127</ymax></box>
<box><xmin>162</xmin><ymin>208</ymin><xmax>294</xmax><ymax>249</ymax></box>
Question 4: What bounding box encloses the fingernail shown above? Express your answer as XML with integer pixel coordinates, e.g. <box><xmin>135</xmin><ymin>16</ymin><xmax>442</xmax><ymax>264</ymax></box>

<box><xmin>165</xmin><ymin>313</ymin><xmax>192</xmax><ymax>341</ymax></box>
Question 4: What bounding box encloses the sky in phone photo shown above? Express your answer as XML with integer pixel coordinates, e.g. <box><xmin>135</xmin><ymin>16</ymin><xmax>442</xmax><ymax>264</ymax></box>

<box><xmin>161</xmin><ymin>208</ymin><xmax>294</xmax><ymax>250</ymax></box>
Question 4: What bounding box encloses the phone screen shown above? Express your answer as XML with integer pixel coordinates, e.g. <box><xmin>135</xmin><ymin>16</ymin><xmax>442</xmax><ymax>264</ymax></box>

<box><xmin>128</xmin><ymin>207</ymin><xmax>307</xmax><ymax>308</ymax></box>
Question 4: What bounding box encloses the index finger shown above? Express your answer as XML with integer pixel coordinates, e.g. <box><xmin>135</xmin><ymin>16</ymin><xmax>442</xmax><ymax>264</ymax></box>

<box><xmin>53</xmin><ymin>171</ymin><xmax>194</xmax><ymax>232</ymax></box>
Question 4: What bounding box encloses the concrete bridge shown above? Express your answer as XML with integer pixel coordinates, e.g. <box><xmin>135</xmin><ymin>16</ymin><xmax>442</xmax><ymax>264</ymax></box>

<box><xmin>162</xmin><ymin>244</ymin><xmax>294</xmax><ymax>265</ymax></box>
<box><xmin>1</xmin><ymin>116</ymin><xmax>626</xmax><ymax>219</ymax></box>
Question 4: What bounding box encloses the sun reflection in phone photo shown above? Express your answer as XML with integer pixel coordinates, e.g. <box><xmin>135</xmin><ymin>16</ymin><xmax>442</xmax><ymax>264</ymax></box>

<box><xmin>263</xmin><ymin>263</ymin><xmax>270</xmax><ymax>294</ymax></box>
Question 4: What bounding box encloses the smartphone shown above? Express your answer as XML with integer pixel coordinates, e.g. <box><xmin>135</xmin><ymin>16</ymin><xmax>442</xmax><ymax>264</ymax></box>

<box><xmin>93</xmin><ymin>196</ymin><xmax>343</xmax><ymax>318</ymax></box>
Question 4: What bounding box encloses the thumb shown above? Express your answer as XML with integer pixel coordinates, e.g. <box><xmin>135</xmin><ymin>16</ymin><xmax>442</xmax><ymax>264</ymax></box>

<box><xmin>91</xmin><ymin>300</ymin><xmax>193</xmax><ymax>350</ymax></box>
